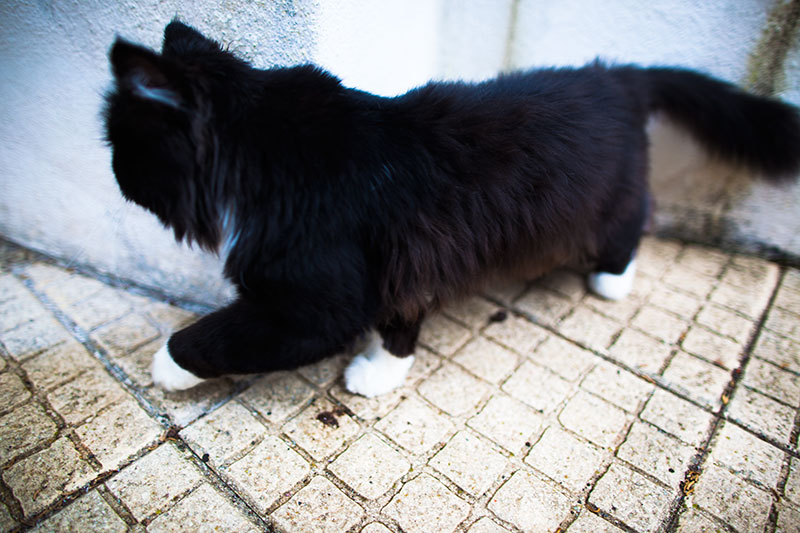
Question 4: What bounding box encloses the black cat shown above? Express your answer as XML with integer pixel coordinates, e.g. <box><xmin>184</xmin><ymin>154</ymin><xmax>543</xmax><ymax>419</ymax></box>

<box><xmin>105</xmin><ymin>20</ymin><xmax>800</xmax><ymax>396</ymax></box>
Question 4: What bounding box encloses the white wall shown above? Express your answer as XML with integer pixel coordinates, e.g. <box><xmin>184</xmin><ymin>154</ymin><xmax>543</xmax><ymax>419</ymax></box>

<box><xmin>0</xmin><ymin>1</ymin><xmax>797</xmax><ymax>304</ymax></box>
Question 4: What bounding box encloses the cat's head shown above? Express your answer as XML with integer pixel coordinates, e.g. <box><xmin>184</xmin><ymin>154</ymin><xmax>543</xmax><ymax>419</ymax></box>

<box><xmin>105</xmin><ymin>20</ymin><xmax>250</xmax><ymax>250</ymax></box>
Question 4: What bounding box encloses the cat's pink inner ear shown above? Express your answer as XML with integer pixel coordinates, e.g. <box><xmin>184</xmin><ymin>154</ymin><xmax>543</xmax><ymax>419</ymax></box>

<box><xmin>110</xmin><ymin>40</ymin><xmax>182</xmax><ymax>109</ymax></box>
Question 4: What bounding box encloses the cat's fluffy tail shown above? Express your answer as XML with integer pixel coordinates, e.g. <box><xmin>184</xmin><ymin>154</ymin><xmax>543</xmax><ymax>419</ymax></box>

<box><xmin>639</xmin><ymin>67</ymin><xmax>800</xmax><ymax>181</ymax></box>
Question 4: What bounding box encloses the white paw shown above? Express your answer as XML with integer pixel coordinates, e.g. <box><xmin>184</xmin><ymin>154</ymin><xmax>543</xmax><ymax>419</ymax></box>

<box><xmin>151</xmin><ymin>344</ymin><xmax>206</xmax><ymax>391</ymax></box>
<box><xmin>588</xmin><ymin>258</ymin><xmax>637</xmax><ymax>301</ymax></box>
<box><xmin>344</xmin><ymin>336</ymin><xmax>414</xmax><ymax>398</ymax></box>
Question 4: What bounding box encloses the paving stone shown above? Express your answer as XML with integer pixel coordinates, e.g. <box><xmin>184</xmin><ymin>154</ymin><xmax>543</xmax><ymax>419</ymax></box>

<box><xmin>148</xmin><ymin>482</ymin><xmax>258</xmax><ymax>532</ymax></box>
<box><xmin>483</xmin><ymin>314</ymin><xmax>549</xmax><ymax>356</ymax></box>
<box><xmin>783</xmin><ymin>269</ymin><xmax>800</xmax><ymax>293</ymax></box>
<box><xmin>568</xmin><ymin>510</ymin><xmax>626</xmax><ymax>532</ymax></box>
<box><xmin>361</xmin><ymin>522</ymin><xmax>394</xmax><ymax>533</ymax></box>
<box><xmin>180</xmin><ymin>401</ymin><xmax>265</xmax><ymax>468</ymax></box>
<box><xmin>608</xmin><ymin>328</ymin><xmax>673</xmax><ymax>374</ymax></box>
<box><xmin>727</xmin><ymin>387</ymin><xmax>795</xmax><ymax>445</ymax></box>
<box><xmin>443</xmin><ymin>296</ymin><xmax>503</xmax><ymax>329</ymax></box>
<box><xmin>709</xmin><ymin>420</ymin><xmax>784</xmax><ymax>488</ymax></box>
<box><xmin>765</xmin><ymin>306</ymin><xmax>800</xmax><ymax>343</ymax></box>
<box><xmin>4</xmin><ymin>437</ymin><xmax>96</xmax><ymax>517</ymax></box>
<box><xmin>726</xmin><ymin>255</ymin><xmax>780</xmax><ymax>289</ymax></box>
<box><xmin>637</xmin><ymin>237</ymin><xmax>682</xmax><ymax>274</ymax></box>
<box><xmin>223</xmin><ymin>435</ymin><xmax>310</xmax><ymax>514</ymax></box>
<box><xmin>785</xmin><ymin>457</ymin><xmax>800</xmax><ymax>506</ymax></box>
<box><xmin>48</xmin><ymin>368</ymin><xmax>128</xmax><ymax>425</ymax></box>
<box><xmin>483</xmin><ymin>278</ymin><xmax>527</xmax><ymax>305</ymax></box>
<box><xmin>674</xmin><ymin>507</ymin><xmax>729</xmax><ymax>533</ymax></box>
<box><xmin>22</xmin><ymin>341</ymin><xmax>102</xmax><ymax>391</ymax></box>
<box><xmin>710</xmin><ymin>281</ymin><xmax>774</xmax><ymax>320</ymax></box>
<box><xmin>559</xmin><ymin>391</ymin><xmax>630</xmax><ymax>449</ymax></box>
<box><xmin>376</xmin><ymin>396</ymin><xmax>455</xmax><ymax>455</ymax></box>
<box><xmin>525</xmin><ymin>426</ymin><xmax>603</xmax><ymax>493</ymax></box>
<box><xmin>239</xmin><ymin>371</ymin><xmax>315</xmax><ymax>425</ymax></box>
<box><xmin>537</xmin><ymin>269</ymin><xmax>587</xmax><ymax>301</ymax></box>
<box><xmin>65</xmin><ymin>287</ymin><xmax>133</xmax><ymax>331</ymax></box>
<box><xmin>752</xmin><ymin>329</ymin><xmax>800</xmax><ymax>373</ymax></box>
<box><xmin>143</xmin><ymin>301</ymin><xmax>197</xmax><ymax>331</ymax></box>
<box><xmin>558</xmin><ymin>306</ymin><xmax>621</xmax><ymax>351</ymax></box>
<box><xmin>384</xmin><ymin>473</ymin><xmax>470</xmax><ymax>533</ymax></box>
<box><xmin>488</xmin><ymin>469</ymin><xmax>572</xmax><ymax>532</ymax></box>
<box><xmin>631</xmin><ymin>306</ymin><xmax>689</xmax><ymax>344</ymax></box>
<box><xmin>330</xmin><ymin>383</ymin><xmax>406</xmax><ymax>421</ymax></box>
<box><xmin>676</xmin><ymin>245</ymin><xmax>729</xmax><ymax>277</ymax></box>
<box><xmin>467</xmin><ymin>516</ymin><xmax>510</xmax><ymax>532</ymax></box>
<box><xmin>453</xmin><ymin>336</ymin><xmax>518</xmax><ymax>384</ymax></box>
<box><xmin>648</xmin><ymin>286</ymin><xmax>704</xmax><ymax>320</ymax></box>
<box><xmin>468</xmin><ymin>394</ymin><xmax>543</xmax><ymax>453</ymax></box>
<box><xmin>682</xmin><ymin>326</ymin><xmax>743</xmax><ymax>370</ymax></box>
<box><xmin>742</xmin><ymin>358</ymin><xmax>800</xmax><ymax>406</ymax></box>
<box><xmin>75</xmin><ymin>400</ymin><xmax>162</xmax><ymax>471</ymax></box>
<box><xmin>283</xmin><ymin>397</ymin><xmax>361</xmax><ymax>461</ymax></box>
<box><xmin>30</xmin><ymin>490</ymin><xmax>126</xmax><ymax>533</ymax></box>
<box><xmin>0</xmin><ymin>402</ymin><xmax>58</xmax><ymax>464</ymax></box>
<box><xmin>19</xmin><ymin>262</ymin><xmax>71</xmax><ymax>289</ymax></box>
<box><xmin>584</xmin><ymin>292</ymin><xmax>644</xmax><ymax>323</ymax></box>
<box><xmin>776</xmin><ymin>502</ymin><xmax>800</xmax><ymax>533</ymax></box>
<box><xmin>0</xmin><ymin>291</ymin><xmax>48</xmax><ymax>332</ymax></box>
<box><xmin>328</xmin><ymin>433</ymin><xmax>410</xmax><ymax>499</ymax></box>
<box><xmin>514</xmin><ymin>286</ymin><xmax>575</xmax><ymax>327</ymax></box>
<box><xmin>640</xmin><ymin>389</ymin><xmax>714</xmax><ymax>446</ymax></box>
<box><xmin>0</xmin><ymin>273</ymin><xmax>30</xmax><ymax>303</ymax></box>
<box><xmin>502</xmin><ymin>360</ymin><xmax>571</xmax><ymax>413</ymax></box>
<box><xmin>528</xmin><ymin>336</ymin><xmax>596</xmax><ymax>382</ymax></box>
<box><xmin>696</xmin><ymin>304</ymin><xmax>756</xmax><ymax>345</ymax></box>
<box><xmin>418</xmin><ymin>313</ymin><xmax>472</xmax><ymax>356</ymax></box>
<box><xmin>271</xmin><ymin>475</ymin><xmax>363</xmax><ymax>533</ymax></box>
<box><xmin>91</xmin><ymin>313</ymin><xmax>160</xmax><ymax>356</ymax></box>
<box><xmin>0</xmin><ymin>501</ymin><xmax>16</xmax><ymax>532</ymax></box>
<box><xmin>589</xmin><ymin>462</ymin><xmax>672</xmax><ymax>532</ymax></box>
<box><xmin>418</xmin><ymin>362</ymin><xmax>492</xmax><ymax>417</ymax></box>
<box><xmin>146</xmin><ymin>377</ymin><xmax>239</xmax><ymax>428</ymax></box>
<box><xmin>661</xmin><ymin>352</ymin><xmax>732</xmax><ymax>409</ymax></box>
<box><xmin>429</xmin><ymin>431</ymin><xmax>507</xmax><ymax>497</ymax></box>
<box><xmin>690</xmin><ymin>463</ymin><xmax>772</xmax><ymax>533</ymax></box>
<box><xmin>580</xmin><ymin>361</ymin><xmax>654</xmax><ymax>412</ymax></box>
<box><xmin>662</xmin><ymin>266</ymin><xmax>718</xmax><ymax>299</ymax></box>
<box><xmin>0</xmin><ymin>371</ymin><xmax>30</xmax><ymax>413</ymax></box>
<box><xmin>0</xmin><ymin>316</ymin><xmax>71</xmax><ymax>361</ymax></box>
<box><xmin>114</xmin><ymin>338</ymin><xmax>160</xmax><ymax>387</ymax></box>
<box><xmin>617</xmin><ymin>422</ymin><xmax>695</xmax><ymax>488</ymax></box>
<box><xmin>106</xmin><ymin>443</ymin><xmax>202</xmax><ymax>521</ymax></box>
<box><xmin>297</xmin><ymin>353</ymin><xmax>348</xmax><ymax>387</ymax></box>
<box><xmin>40</xmin><ymin>274</ymin><xmax>106</xmax><ymax>307</ymax></box>
<box><xmin>775</xmin><ymin>284</ymin><xmax>800</xmax><ymax>316</ymax></box>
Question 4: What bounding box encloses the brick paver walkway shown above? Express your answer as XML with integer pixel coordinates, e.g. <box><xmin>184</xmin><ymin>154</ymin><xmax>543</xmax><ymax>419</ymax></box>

<box><xmin>1</xmin><ymin>237</ymin><xmax>799</xmax><ymax>532</ymax></box>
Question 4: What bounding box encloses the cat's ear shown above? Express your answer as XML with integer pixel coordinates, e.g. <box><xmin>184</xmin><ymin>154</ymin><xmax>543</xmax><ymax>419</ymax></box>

<box><xmin>110</xmin><ymin>39</ymin><xmax>182</xmax><ymax>109</ymax></box>
<box><xmin>162</xmin><ymin>19</ymin><xmax>221</xmax><ymax>56</ymax></box>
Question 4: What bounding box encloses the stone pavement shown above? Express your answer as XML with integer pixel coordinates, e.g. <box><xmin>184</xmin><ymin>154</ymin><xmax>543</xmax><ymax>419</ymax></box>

<box><xmin>0</xmin><ymin>237</ymin><xmax>799</xmax><ymax>532</ymax></box>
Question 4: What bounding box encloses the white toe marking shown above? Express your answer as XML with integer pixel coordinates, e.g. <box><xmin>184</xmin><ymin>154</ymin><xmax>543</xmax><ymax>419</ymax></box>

<box><xmin>344</xmin><ymin>331</ymin><xmax>414</xmax><ymax>398</ymax></box>
<box><xmin>588</xmin><ymin>258</ymin><xmax>637</xmax><ymax>301</ymax></box>
<box><xmin>151</xmin><ymin>344</ymin><xmax>206</xmax><ymax>391</ymax></box>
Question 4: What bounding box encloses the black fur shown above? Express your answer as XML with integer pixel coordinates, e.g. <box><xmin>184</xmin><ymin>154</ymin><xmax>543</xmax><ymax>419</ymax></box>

<box><xmin>105</xmin><ymin>21</ymin><xmax>800</xmax><ymax>379</ymax></box>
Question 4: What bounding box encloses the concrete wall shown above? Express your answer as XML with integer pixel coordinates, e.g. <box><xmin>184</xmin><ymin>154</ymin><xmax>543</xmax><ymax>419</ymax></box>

<box><xmin>1</xmin><ymin>0</ymin><xmax>798</xmax><ymax>305</ymax></box>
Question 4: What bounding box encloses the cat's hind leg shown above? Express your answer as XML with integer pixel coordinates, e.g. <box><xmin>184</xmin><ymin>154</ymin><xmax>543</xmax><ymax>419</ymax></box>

<box><xmin>588</xmin><ymin>192</ymin><xmax>649</xmax><ymax>301</ymax></box>
<box><xmin>344</xmin><ymin>316</ymin><xmax>421</xmax><ymax>398</ymax></box>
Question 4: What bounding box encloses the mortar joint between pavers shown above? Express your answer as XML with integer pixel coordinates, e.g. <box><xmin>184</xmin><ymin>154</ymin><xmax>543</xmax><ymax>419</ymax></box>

<box><xmin>660</xmin><ymin>266</ymin><xmax>786</xmax><ymax>531</ymax></box>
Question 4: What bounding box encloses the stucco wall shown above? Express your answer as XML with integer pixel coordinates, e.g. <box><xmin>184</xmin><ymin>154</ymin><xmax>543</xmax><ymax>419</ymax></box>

<box><xmin>1</xmin><ymin>1</ymin><xmax>798</xmax><ymax>305</ymax></box>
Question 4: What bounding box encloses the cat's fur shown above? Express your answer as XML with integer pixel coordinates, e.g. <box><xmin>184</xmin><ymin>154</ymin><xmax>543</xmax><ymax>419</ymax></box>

<box><xmin>105</xmin><ymin>21</ymin><xmax>800</xmax><ymax>395</ymax></box>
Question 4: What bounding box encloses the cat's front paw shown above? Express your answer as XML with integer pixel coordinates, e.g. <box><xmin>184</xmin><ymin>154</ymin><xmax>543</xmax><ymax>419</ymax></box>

<box><xmin>344</xmin><ymin>348</ymin><xmax>414</xmax><ymax>398</ymax></box>
<box><xmin>152</xmin><ymin>344</ymin><xmax>206</xmax><ymax>391</ymax></box>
